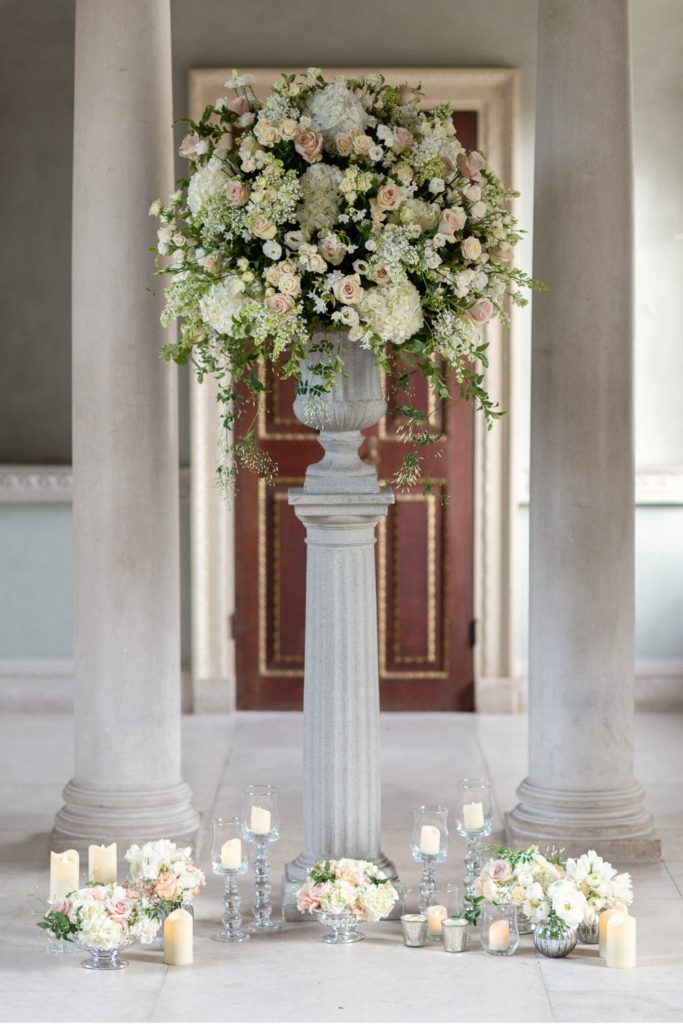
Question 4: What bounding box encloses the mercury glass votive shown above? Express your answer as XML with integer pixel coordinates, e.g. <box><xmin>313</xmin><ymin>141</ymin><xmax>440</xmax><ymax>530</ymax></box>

<box><xmin>442</xmin><ymin>917</ymin><xmax>469</xmax><ymax>953</ymax></box>
<box><xmin>401</xmin><ymin>913</ymin><xmax>428</xmax><ymax>947</ymax></box>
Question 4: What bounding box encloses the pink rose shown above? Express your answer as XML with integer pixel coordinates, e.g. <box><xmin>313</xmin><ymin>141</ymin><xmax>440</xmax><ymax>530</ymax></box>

<box><xmin>298</xmin><ymin>889</ymin><xmax>321</xmax><ymax>913</ymax></box>
<box><xmin>155</xmin><ymin>871</ymin><xmax>179</xmax><ymax>901</ymax></box>
<box><xmin>438</xmin><ymin>207</ymin><xmax>467</xmax><ymax>237</ymax></box>
<box><xmin>227</xmin><ymin>180</ymin><xmax>249</xmax><ymax>206</ymax></box>
<box><xmin>373</xmin><ymin>267</ymin><xmax>390</xmax><ymax>286</ymax></box>
<box><xmin>457</xmin><ymin>150</ymin><xmax>486</xmax><ymax>179</ymax></box>
<box><xmin>294</xmin><ymin>130</ymin><xmax>323</xmax><ymax>164</ymax></box>
<box><xmin>250</xmin><ymin>215</ymin><xmax>277</xmax><ymax>240</ymax></box>
<box><xmin>333</xmin><ymin>274</ymin><xmax>363</xmax><ymax>305</ymax></box>
<box><xmin>375</xmin><ymin>183</ymin><xmax>402</xmax><ymax>212</ymax></box>
<box><xmin>267</xmin><ymin>293</ymin><xmax>294</xmax><ymax>314</ymax></box>
<box><xmin>228</xmin><ymin>96</ymin><xmax>250</xmax><ymax>116</ymax></box>
<box><xmin>50</xmin><ymin>898</ymin><xmax>68</xmax><ymax>915</ymax></box>
<box><xmin>106</xmin><ymin>896</ymin><xmax>134</xmax><ymax>922</ymax></box>
<box><xmin>392</xmin><ymin>127</ymin><xmax>413</xmax><ymax>153</ymax></box>
<box><xmin>318</xmin><ymin>235</ymin><xmax>346</xmax><ymax>266</ymax></box>
<box><xmin>468</xmin><ymin>298</ymin><xmax>495</xmax><ymax>324</ymax></box>
<box><xmin>89</xmin><ymin>886</ymin><xmax>108</xmax><ymax>901</ymax></box>
<box><xmin>352</xmin><ymin>134</ymin><xmax>373</xmax><ymax>156</ymax></box>
<box><xmin>487</xmin><ymin>859</ymin><xmax>513</xmax><ymax>882</ymax></box>
<box><xmin>335</xmin><ymin>133</ymin><xmax>353</xmax><ymax>157</ymax></box>
<box><xmin>179</xmin><ymin>133</ymin><xmax>201</xmax><ymax>159</ymax></box>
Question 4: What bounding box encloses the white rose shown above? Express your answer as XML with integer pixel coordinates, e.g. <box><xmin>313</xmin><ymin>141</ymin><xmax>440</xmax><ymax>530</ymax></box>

<box><xmin>461</xmin><ymin>236</ymin><xmax>482</xmax><ymax>261</ymax></box>
<box><xmin>429</xmin><ymin>177</ymin><xmax>445</xmax><ymax>194</ymax></box>
<box><xmin>278</xmin><ymin>273</ymin><xmax>301</xmax><ymax>298</ymax></box>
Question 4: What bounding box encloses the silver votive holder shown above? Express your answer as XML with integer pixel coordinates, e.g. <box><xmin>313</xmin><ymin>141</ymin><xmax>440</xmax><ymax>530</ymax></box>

<box><xmin>441</xmin><ymin>917</ymin><xmax>468</xmax><ymax>953</ymax></box>
<box><xmin>401</xmin><ymin>913</ymin><xmax>428</xmax><ymax>947</ymax></box>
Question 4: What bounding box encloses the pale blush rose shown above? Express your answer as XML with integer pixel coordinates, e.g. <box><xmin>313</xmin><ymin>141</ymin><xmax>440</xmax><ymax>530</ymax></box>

<box><xmin>50</xmin><ymin>898</ymin><xmax>68</xmax><ymax>915</ymax></box>
<box><xmin>155</xmin><ymin>871</ymin><xmax>179</xmax><ymax>901</ymax></box>
<box><xmin>250</xmin><ymin>215</ymin><xmax>277</xmax><ymax>240</ymax></box>
<box><xmin>438</xmin><ymin>207</ymin><xmax>467</xmax><ymax>237</ymax></box>
<box><xmin>294</xmin><ymin>130</ymin><xmax>323</xmax><ymax>163</ymax></box>
<box><xmin>375</xmin><ymin>184</ymin><xmax>403</xmax><ymax>212</ymax></box>
<box><xmin>488</xmin><ymin>859</ymin><xmax>513</xmax><ymax>883</ymax></box>
<box><xmin>335</xmin><ymin>133</ymin><xmax>353</xmax><ymax>156</ymax></box>
<box><xmin>490</xmin><ymin>244</ymin><xmax>513</xmax><ymax>263</ymax></box>
<box><xmin>318</xmin><ymin>235</ymin><xmax>346</xmax><ymax>266</ymax></box>
<box><xmin>468</xmin><ymin>298</ymin><xmax>494</xmax><ymax>324</ymax></box>
<box><xmin>239</xmin><ymin>136</ymin><xmax>260</xmax><ymax>159</ymax></box>
<box><xmin>374</xmin><ymin>267</ymin><xmax>390</xmax><ymax>286</ymax></box>
<box><xmin>227</xmin><ymin>180</ymin><xmax>249</xmax><ymax>206</ymax></box>
<box><xmin>267</xmin><ymin>292</ymin><xmax>294</xmax><ymax>314</ymax></box>
<box><xmin>89</xmin><ymin>886</ymin><xmax>108</xmax><ymax>901</ymax></box>
<box><xmin>461</xmin><ymin>236</ymin><xmax>482</xmax><ymax>261</ymax></box>
<box><xmin>214</xmin><ymin>132</ymin><xmax>233</xmax><ymax>153</ymax></box>
<box><xmin>457</xmin><ymin>149</ymin><xmax>487</xmax><ymax>179</ymax></box>
<box><xmin>279</xmin><ymin>118</ymin><xmax>298</xmax><ymax>141</ymax></box>
<box><xmin>228</xmin><ymin>96</ymin><xmax>250</xmax><ymax>116</ymax></box>
<box><xmin>298</xmin><ymin>889</ymin><xmax>321</xmax><ymax>913</ymax></box>
<box><xmin>179</xmin><ymin>133</ymin><xmax>201</xmax><ymax>159</ymax></box>
<box><xmin>202</xmin><ymin>251</ymin><xmax>221</xmax><ymax>274</ymax></box>
<box><xmin>352</xmin><ymin>134</ymin><xmax>373</xmax><ymax>156</ymax></box>
<box><xmin>334</xmin><ymin>274</ymin><xmax>363</xmax><ymax>305</ymax></box>
<box><xmin>278</xmin><ymin>273</ymin><xmax>301</xmax><ymax>297</ymax></box>
<box><xmin>471</xmin><ymin>200</ymin><xmax>487</xmax><ymax>219</ymax></box>
<box><xmin>106</xmin><ymin>897</ymin><xmax>134</xmax><ymax>921</ymax></box>
<box><xmin>392</xmin><ymin>126</ymin><xmax>413</xmax><ymax>152</ymax></box>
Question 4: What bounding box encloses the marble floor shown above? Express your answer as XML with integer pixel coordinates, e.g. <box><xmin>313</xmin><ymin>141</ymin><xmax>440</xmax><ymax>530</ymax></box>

<box><xmin>0</xmin><ymin>711</ymin><xmax>682</xmax><ymax>1023</ymax></box>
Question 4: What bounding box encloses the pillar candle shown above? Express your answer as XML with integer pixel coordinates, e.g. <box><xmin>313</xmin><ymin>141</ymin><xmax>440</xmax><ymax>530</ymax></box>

<box><xmin>221</xmin><ymin>838</ymin><xmax>242</xmax><ymax>870</ymax></box>
<box><xmin>606</xmin><ymin>912</ymin><xmax>636</xmax><ymax>969</ymax></box>
<box><xmin>88</xmin><ymin>843</ymin><xmax>117</xmax><ymax>884</ymax></box>
<box><xmin>598</xmin><ymin>903</ymin><xmax>627</xmax><ymax>957</ymax></box>
<box><xmin>419</xmin><ymin>825</ymin><xmax>440</xmax><ymax>856</ymax></box>
<box><xmin>488</xmin><ymin>919</ymin><xmax>510</xmax><ymax>951</ymax></box>
<box><xmin>49</xmin><ymin>850</ymin><xmax>79</xmax><ymax>901</ymax></box>
<box><xmin>427</xmin><ymin>904</ymin><xmax>448</xmax><ymax>935</ymax></box>
<box><xmin>163</xmin><ymin>908</ymin><xmax>193</xmax><ymax>965</ymax></box>
<box><xmin>462</xmin><ymin>802</ymin><xmax>485</xmax><ymax>830</ymax></box>
<box><xmin>250</xmin><ymin>805</ymin><xmax>271</xmax><ymax>835</ymax></box>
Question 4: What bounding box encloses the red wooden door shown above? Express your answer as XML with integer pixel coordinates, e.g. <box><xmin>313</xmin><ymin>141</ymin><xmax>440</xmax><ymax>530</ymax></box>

<box><xmin>235</xmin><ymin>111</ymin><xmax>477</xmax><ymax>711</ymax></box>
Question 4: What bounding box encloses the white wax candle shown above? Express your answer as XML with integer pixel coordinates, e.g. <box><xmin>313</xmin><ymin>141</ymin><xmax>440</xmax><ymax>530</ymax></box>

<box><xmin>488</xmin><ymin>919</ymin><xmax>510</xmax><ymax>951</ymax></box>
<box><xmin>250</xmin><ymin>805</ymin><xmax>271</xmax><ymax>835</ymax></box>
<box><xmin>427</xmin><ymin>904</ymin><xmax>448</xmax><ymax>935</ymax></box>
<box><xmin>419</xmin><ymin>824</ymin><xmax>441</xmax><ymax>856</ymax></box>
<box><xmin>49</xmin><ymin>850</ymin><xmax>79</xmax><ymax>900</ymax></box>
<box><xmin>163</xmin><ymin>908</ymin><xmax>193</xmax><ymax>966</ymax></box>
<box><xmin>462</xmin><ymin>801</ymin><xmax>485</xmax><ymax>830</ymax></box>
<box><xmin>598</xmin><ymin>903</ymin><xmax>627</xmax><ymax>957</ymax></box>
<box><xmin>606</xmin><ymin>912</ymin><xmax>636</xmax><ymax>969</ymax></box>
<box><xmin>220</xmin><ymin>838</ymin><xmax>242</xmax><ymax>870</ymax></box>
<box><xmin>88</xmin><ymin>843</ymin><xmax>117</xmax><ymax>884</ymax></box>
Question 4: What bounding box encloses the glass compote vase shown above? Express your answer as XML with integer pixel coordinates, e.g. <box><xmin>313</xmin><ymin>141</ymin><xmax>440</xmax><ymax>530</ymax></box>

<box><xmin>410</xmin><ymin>805</ymin><xmax>449</xmax><ymax>914</ymax></box>
<box><xmin>316</xmin><ymin>911</ymin><xmax>365</xmax><ymax>945</ymax></box>
<box><xmin>454</xmin><ymin>779</ymin><xmax>493</xmax><ymax>900</ymax></box>
<box><xmin>79</xmin><ymin>937</ymin><xmax>134</xmax><ymax>971</ymax></box>
<box><xmin>480</xmin><ymin>904</ymin><xmax>519</xmax><ymax>957</ymax></box>
<box><xmin>243</xmin><ymin>784</ymin><xmax>280</xmax><ymax>933</ymax></box>
<box><xmin>211</xmin><ymin>816</ymin><xmax>249</xmax><ymax>943</ymax></box>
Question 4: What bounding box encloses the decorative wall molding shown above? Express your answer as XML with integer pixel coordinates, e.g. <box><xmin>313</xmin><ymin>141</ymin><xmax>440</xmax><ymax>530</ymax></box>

<box><xmin>518</xmin><ymin>466</ymin><xmax>683</xmax><ymax>507</ymax></box>
<box><xmin>0</xmin><ymin>465</ymin><xmax>191</xmax><ymax>503</ymax></box>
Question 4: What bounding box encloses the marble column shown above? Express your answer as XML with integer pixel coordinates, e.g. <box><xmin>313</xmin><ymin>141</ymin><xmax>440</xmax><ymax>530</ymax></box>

<box><xmin>507</xmin><ymin>0</ymin><xmax>659</xmax><ymax>860</ymax></box>
<box><xmin>54</xmin><ymin>0</ymin><xmax>199</xmax><ymax>847</ymax></box>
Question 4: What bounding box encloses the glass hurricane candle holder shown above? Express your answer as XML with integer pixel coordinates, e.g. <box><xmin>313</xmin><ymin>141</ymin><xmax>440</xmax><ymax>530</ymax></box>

<box><xmin>211</xmin><ymin>816</ymin><xmax>249</xmax><ymax>943</ymax></box>
<box><xmin>455</xmin><ymin>779</ymin><xmax>493</xmax><ymax>899</ymax></box>
<box><xmin>480</xmin><ymin>903</ymin><xmax>519</xmax><ymax>957</ymax></box>
<box><xmin>242</xmin><ymin>785</ymin><xmax>280</xmax><ymax>933</ymax></box>
<box><xmin>410</xmin><ymin>804</ymin><xmax>448</xmax><ymax>914</ymax></box>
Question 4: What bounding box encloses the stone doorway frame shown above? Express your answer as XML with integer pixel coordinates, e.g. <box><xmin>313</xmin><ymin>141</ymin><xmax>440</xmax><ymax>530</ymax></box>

<box><xmin>187</xmin><ymin>67</ymin><xmax>520</xmax><ymax>713</ymax></box>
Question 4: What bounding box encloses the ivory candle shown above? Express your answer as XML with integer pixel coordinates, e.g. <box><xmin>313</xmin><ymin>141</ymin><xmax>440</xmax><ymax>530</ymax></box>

<box><xmin>163</xmin><ymin>908</ymin><xmax>193</xmax><ymax>965</ymax></box>
<box><xmin>49</xmin><ymin>850</ymin><xmax>79</xmax><ymax>900</ymax></box>
<box><xmin>221</xmin><ymin>838</ymin><xmax>242</xmax><ymax>870</ymax></box>
<box><xmin>488</xmin><ymin>919</ymin><xmax>510</xmax><ymax>951</ymax></box>
<box><xmin>88</xmin><ymin>843</ymin><xmax>117</xmax><ymax>884</ymax></box>
<box><xmin>462</xmin><ymin>802</ymin><xmax>485</xmax><ymax>831</ymax></box>
<box><xmin>419</xmin><ymin>825</ymin><xmax>441</xmax><ymax>856</ymax></box>
<box><xmin>598</xmin><ymin>903</ymin><xmax>627</xmax><ymax>957</ymax></box>
<box><xmin>606</xmin><ymin>912</ymin><xmax>636</xmax><ymax>969</ymax></box>
<box><xmin>427</xmin><ymin>904</ymin><xmax>448</xmax><ymax>935</ymax></box>
<box><xmin>250</xmin><ymin>805</ymin><xmax>271</xmax><ymax>835</ymax></box>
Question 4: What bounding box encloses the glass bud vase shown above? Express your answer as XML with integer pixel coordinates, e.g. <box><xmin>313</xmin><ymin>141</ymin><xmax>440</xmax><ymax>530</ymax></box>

<box><xmin>533</xmin><ymin>920</ymin><xmax>578</xmax><ymax>958</ymax></box>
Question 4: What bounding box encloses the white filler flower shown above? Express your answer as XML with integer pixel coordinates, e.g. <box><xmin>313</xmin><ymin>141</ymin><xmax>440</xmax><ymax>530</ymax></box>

<box><xmin>305</xmin><ymin>82</ymin><xmax>370</xmax><ymax>147</ymax></box>
<box><xmin>199</xmin><ymin>277</ymin><xmax>248</xmax><ymax>334</ymax></box>
<box><xmin>187</xmin><ymin>162</ymin><xmax>230</xmax><ymax>217</ymax></box>
<box><xmin>360</xmin><ymin>279</ymin><xmax>424</xmax><ymax>344</ymax></box>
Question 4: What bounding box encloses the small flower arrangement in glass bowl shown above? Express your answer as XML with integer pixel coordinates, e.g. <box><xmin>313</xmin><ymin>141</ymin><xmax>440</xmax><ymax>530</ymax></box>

<box><xmin>296</xmin><ymin>858</ymin><xmax>399</xmax><ymax>944</ymax></box>
<box><xmin>37</xmin><ymin>883</ymin><xmax>159</xmax><ymax>970</ymax></box>
<box><xmin>124</xmin><ymin>839</ymin><xmax>206</xmax><ymax>947</ymax></box>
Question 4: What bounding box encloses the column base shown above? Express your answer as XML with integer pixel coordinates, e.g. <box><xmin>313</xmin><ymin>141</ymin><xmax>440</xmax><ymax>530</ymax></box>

<box><xmin>281</xmin><ymin>850</ymin><xmax>399</xmax><ymax>922</ymax></box>
<box><xmin>53</xmin><ymin>778</ymin><xmax>200</xmax><ymax>853</ymax></box>
<box><xmin>506</xmin><ymin>777</ymin><xmax>660</xmax><ymax>862</ymax></box>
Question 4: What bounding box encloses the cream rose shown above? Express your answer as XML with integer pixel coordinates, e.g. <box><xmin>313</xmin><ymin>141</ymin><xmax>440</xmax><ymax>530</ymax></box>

<box><xmin>461</xmin><ymin>236</ymin><xmax>482</xmax><ymax>261</ymax></box>
<box><xmin>335</xmin><ymin>133</ymin><xmax>353</xmax><ymax>157</ymax></box>
<box><xmin>254</xmin><ymin>120</ymin><xmax>278</xmax><ymax>146</ymax></box>
<box><xmin>352</xmin><ymin>134</ymin><xmax>373</xmax><ymax>156</ymax></box>
<box><xmin>279</xmin><ymin>118</ymin><xmax>298</xmax><ymax>141</ymax></box>
<box><xmin>318</xmin><ymin>235</ymin><xmax>346</xmax><ymax>266</ymax></box>
<box><xmin>267</xmin><ymin>292</ymin><xmax>294</xmax><ymax>314</ymax></box>
<box><xmin>375</xmin><ymin>183</ymin><xmax>403</xmax><ymax>212</ymax></box>
<box><xmin>202</xmin><ymin>251</ymin><xmax>221</xmax><ymax>274</ymax></box>
<box><xmin>278</xmin><ymin>273</ymin><xmax>301</xmax><ymax>298</ymax></box>
<box><xmin>392</xmin><ymin>126</ymin><xmax>413</xmax><ymax>152</ymax></box>
<box><xmin>438</xmin><ymin>206</ymin><xmax>467</xmax><ymax>237</ymax></box>
<box><xmin>334</xmin><ymin>274</ymin><xmax>363</xmax><ymax>305</ymax></box>
<box><xmin>250</xmin><ymin>215</ymin><xmax>277</xmax><ymax>240</ymax></box>
<box><xmin>468</xmin><ymin>298</ymin><xmax>494</xmax><ymax>324</ymax></box>
<box><xmin>457</xmin><ymin>150</ymin><xmax>487</xmax><ymax>179</ymax></box>
<box><xmin>227</xmin><ymin>180</ymin><xmax>249</xmax><ymax>206</ymax></box>
<box><xmin>294</xmin><ymin>130</ymin><xmax>323</xmax><ymax>163</ymax></box>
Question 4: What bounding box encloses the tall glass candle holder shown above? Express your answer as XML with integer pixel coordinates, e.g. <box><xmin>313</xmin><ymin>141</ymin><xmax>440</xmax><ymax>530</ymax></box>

<box><xmin>410</xmin><ymin>804</ymin><xmax>448</xmax><ymax>914</ymax></box>
<box><xmin>455</xmin><ymin>779</ymin><xmax>493</xmax><ymax>900</ymax></box>
<box><xmin>243</xmin><ymin>785</ymin><xmax>280</xmax><ymax>933</ymax></box>
<box><xmin>211</xmin><ymin>816</ymin><xmax>249</xmax><ymax>943</ymax></box>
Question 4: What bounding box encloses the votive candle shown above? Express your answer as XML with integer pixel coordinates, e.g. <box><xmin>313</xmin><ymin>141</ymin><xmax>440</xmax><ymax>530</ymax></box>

<box><xmin>462</xmin><ymin>801</ymin><xmax>485</xmax><ymax>830</ymax></box>
<box><xmin>250</xmin><ymin>805</ymin><xmax>271</xmax><ymax>835</ymax></box>
<box><xmin>427</xmin><ymin>904</ymin><xmax>448</xmax><ymax>936</ymax></box>
<box><xmin>488</xmin><ymin>918</ymin><xmax>510</xmax><ymax>951</ymax></box>
<box><xmin>419</xmin><ymin>824</ymin><xmax>441</xmax><ymax>856</ymax></box>
<box><xmin>221</xmin><ymin>838</ymin><xmax>242</xmax><ymax>870</ymax></box>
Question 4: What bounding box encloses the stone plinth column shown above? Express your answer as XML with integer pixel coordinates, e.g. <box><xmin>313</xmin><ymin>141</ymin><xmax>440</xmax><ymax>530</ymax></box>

<box><xmin>507</xmin><ymin>0</ymin><xmax>658</xmax><ymax>860</ymax></box>
<box><xmin>54</xmin><ymin>0</ymin><xmax>199</xmax><ymax>847</ymax></box>
<box><xmin>283</xmin><ymin>336</ymin><xmax>395</xmax><ymax>916</ymax></box>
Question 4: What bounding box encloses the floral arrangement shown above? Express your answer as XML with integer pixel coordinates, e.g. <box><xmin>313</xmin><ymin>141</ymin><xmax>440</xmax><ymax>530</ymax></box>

<box><xmin>38</xmin><ymin>883</ymin><xmax>159</xmax><ymax>949</ymax></box>
<box><xmin>152</xmin><ymin>68</ymin><xmax>542</xmax><ymax>492</ymax></box>
<box><xmin>296</xmin><ymin>858</ymin><xmax>399</xmax><ymax>920</ymax></box>
<box><xmin>124</xmin><ymin>839</ymin><xmax>206</xmax><ymax>925</ymax></box>
<box><xmin>474</xmin><ymin>845</ymin><xmax>633</xmax><ymax>937</ymax></box>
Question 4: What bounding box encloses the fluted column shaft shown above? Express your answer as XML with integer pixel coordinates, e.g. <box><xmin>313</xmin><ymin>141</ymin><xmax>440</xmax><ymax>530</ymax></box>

<box><xmin>54</xmin><ymin>0</ymin><xmax>199</xmax><ymax>845</ymax></box>
<box><xmin>507</xmin><ymin>0</ymin><xmax>658</xmax><ymax>859</ymax></box>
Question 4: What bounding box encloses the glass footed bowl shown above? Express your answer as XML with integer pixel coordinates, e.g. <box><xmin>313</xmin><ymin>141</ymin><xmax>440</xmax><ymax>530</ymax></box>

<box><xmin>315</xmin><ymin>910</ymin><xmax>365</xmax><ymax>944</ymax></box>
<box><xmin>78</xmin><ymin>936</ymin><xmax>135</xmax><ymax>970</ymax></box>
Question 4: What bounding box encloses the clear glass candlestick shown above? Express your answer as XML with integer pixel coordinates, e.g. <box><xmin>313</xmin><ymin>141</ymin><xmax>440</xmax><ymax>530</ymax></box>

<box><xmin>410</xmin><ymin>804</ymin><xmax>448</xmax><ymax>914</ymax></box>
<box><xmin>242</xmin><ymin>785</ymin><xmax>280</xmax><ymax>933</ymax></box>
<box><xmin>211</xmin><ymin>816</ymin><xmax>249</xmax><ymax>943</ymax></box>
<box><xmin>454</xmin><ymin>779</ymin><xmax>493</xmax><ymax>900</ymax></box>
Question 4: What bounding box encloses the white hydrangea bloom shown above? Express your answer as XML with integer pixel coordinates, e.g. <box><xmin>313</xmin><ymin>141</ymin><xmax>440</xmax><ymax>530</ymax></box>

<box><xmin>187</xmin><ymin>162</ymin><xmax>229</xmax><ymax>217</ymax></box>
<box><xmin>359</xmin><ymin>280</ymin><xmax>423</xmax><ymax>344</ymax></box>
<box><xmin>297</xmin><ymin>163</ymin><xmax>343</xmax><ymax>234</ymax></box>
<box><xmin>305</xmin><ymin>82</ymin><xmax>370</xmax><ymax>147</ymax></box>
<box><xmin>198</xmin><ymin>277</ymin><xmax>248</xmax><ymax>334</ymax></box>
